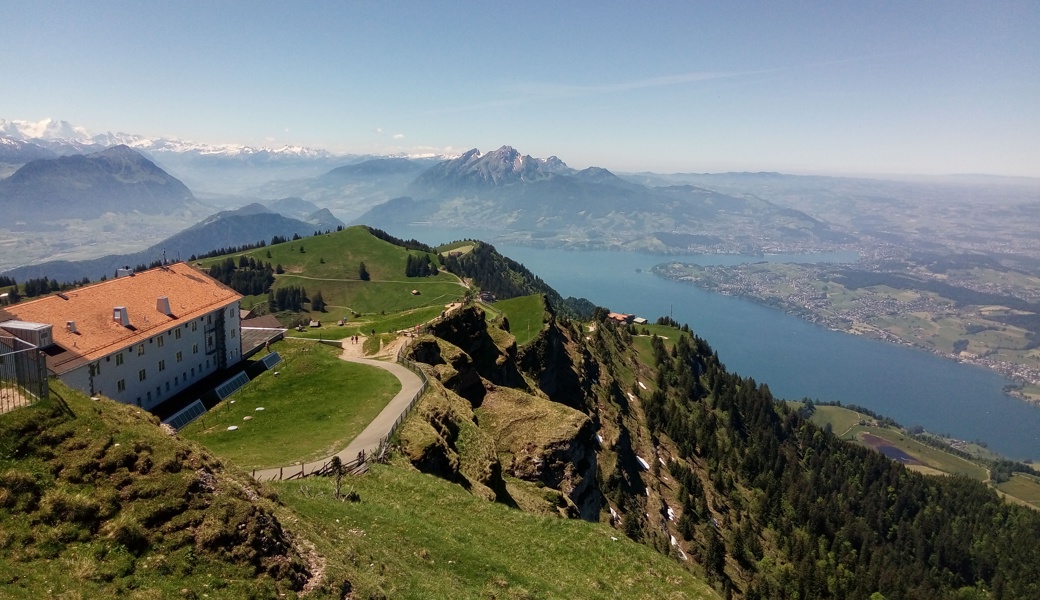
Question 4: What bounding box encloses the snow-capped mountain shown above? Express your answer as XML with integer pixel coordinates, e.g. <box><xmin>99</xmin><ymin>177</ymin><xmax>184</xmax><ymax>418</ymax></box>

<box><xmin>0</xmin><ymin>118</ymin><xmax>335</xmax><ymax>159</ymax></box>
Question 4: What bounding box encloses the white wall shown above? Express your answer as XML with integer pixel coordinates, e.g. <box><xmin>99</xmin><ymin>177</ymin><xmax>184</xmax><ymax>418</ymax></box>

<box><xmin>61</xmin><ymin>300</ymin><xmax>241</xmax><ymax>411</ymax></box>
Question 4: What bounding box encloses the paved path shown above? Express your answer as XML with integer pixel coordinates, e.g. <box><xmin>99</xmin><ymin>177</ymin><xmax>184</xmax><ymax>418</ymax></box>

<box><xmin>251</xmin><ymin>340</ymin><xmax>425</xmax><ymax>482</ymax></box>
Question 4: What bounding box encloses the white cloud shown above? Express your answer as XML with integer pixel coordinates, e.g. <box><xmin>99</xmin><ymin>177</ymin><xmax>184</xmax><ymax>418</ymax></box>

<box><xmin>393</xmin><ymin>133</ymin><xmax>404</xmax><ymax>139</ymax></box>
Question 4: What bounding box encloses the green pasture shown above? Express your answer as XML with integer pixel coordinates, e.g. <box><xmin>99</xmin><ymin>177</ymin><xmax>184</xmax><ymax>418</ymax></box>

<box><xmin>180</xmin><ymin>339</ymin><xmax>400</xmax><ymax>470</ymax></box>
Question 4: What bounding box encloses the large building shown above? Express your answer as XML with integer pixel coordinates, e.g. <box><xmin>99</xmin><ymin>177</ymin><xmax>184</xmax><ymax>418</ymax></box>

<box><xmin>0</xmin><ymin>262</ymin><xmax>242</xmax><ymax>410</ymax></box>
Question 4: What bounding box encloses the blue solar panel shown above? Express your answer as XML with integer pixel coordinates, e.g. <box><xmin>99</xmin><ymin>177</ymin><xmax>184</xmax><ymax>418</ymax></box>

<box><xmin>163</xmin><ymin>399</ymin><xmax>206</xmax><ymax>430</ymax></box>
<box><xmin>215</xmin><ymin>372</ymin><xmax>250</xmax><ymax>400</ymax></box>
<box><xmin>261</xmin><ymin>351</ymin><xmax>282</xmax><ymax>369</ymax></box>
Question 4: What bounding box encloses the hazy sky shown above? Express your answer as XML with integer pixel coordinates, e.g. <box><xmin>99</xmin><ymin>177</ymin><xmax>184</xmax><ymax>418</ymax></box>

<box><xmin>2</xmin><ymin>1</ymin><xmax>1038</xmax><ymax>176</ymax></box>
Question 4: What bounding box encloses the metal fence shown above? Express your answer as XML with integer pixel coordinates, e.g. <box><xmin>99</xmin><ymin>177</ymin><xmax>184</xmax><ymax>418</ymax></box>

<box><xmin>376</xmin><ymin>342</ymin><xmax>429</xmax><ymax>461</ymax></box>
<box><xmin>0</xmin><ymin>335</ymin><xmax>48</xmax><ymax>413</ymax></box>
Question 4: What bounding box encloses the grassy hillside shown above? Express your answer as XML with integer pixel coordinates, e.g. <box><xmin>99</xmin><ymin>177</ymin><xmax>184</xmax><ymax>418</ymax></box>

<box><xmin>198</xmin><ymin>226</ymin><xmax>468</xmax><ymax>332</ymax></box>
<box><xmin>487</xmin><ymin>294</ymin><xmax>548</xmax><ymax>346</ymax></box>
<box><xmin>275</xmin><ymin>464</ymin><xmax>719</xmax><ymax>600</ymax></box>
<box><xmin>179</xmin><ymin>339</ymin><xmax>400</xmax><ymax>470</ymax></box>
<box><xmin>0</xmin><ymin>381</ymin><xmax>318</xmax><ymax>599</ymax></box>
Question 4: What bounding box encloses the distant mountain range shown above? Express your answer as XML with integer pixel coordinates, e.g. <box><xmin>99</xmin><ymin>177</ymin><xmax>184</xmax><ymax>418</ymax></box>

<box><xmin>1</xmin><ymin>202</ymin><xmax>344</xmax><ymax>283</ymax></box>
<box><xmin>0</xmin><ymin>120</ymin><xmax>858</xmax><ymax>257</ymax></box>
<box><xmin>0</xmin><ymin>145</ymin><xmax>196</xmax><ymax>226</ymax></box>
<box><xmin>355</xmin><ymin>146</ymin><xmax>852</xmax><ymax>251</ymax></box>
<box><xmin>0</xmin><ymin>118</ymin><xmax>461</xmax><ymax>196</ymax></box>
<box><xmin>0</xmin><ymin>118</ymin><xmax>335</xmax><ymax>160</ymax></box>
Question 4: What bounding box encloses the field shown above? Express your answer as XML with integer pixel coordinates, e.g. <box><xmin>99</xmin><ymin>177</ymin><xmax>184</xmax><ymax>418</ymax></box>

<box><xmin>180</xmin><ymin>339</ymin><xmax>400</xmax><ymax>470</ymax></box>
<box><xmin>796</xmin><ymin>402</ymin><xmax>990</xmax><ymax>481</ymax></box>
<box><xmin>491</xmin><ymin>294</ymin><xmax>547</xmax><ymax>346</ymax></box>
<box><xmin>274</xmin><ymin>464</ymin><xmax>719</xmax><ymax>600</ymax></box>
<box><xmin>995</xmin><ymin>473</ymin><xmax>1040</xmax><ymax>509</ymax></box>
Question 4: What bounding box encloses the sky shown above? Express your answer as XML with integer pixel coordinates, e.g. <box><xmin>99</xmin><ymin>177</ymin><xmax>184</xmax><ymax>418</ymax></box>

<box><xmin>2</xmin><ymin>1</ymin><xmax>1038</xmax><ymax>177</ymax></box>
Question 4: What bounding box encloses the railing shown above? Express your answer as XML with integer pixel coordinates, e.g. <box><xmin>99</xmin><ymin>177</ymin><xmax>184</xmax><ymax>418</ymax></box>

<box><xmin>375</xmin><ymin>340</ymin><xmax>429</xmax><ymax>461</ymax></box>
<box><xmin>0</xmin><ymin>336</ymin><xmax>48</xmax><ymax>414</ymax></box>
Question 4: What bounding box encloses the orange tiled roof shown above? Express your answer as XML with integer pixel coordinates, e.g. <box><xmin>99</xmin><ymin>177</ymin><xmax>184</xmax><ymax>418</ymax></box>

<box><xmin>0</xmin><ymin>262</ymin><xmax>241</xmax><ymax>374</ymax></box>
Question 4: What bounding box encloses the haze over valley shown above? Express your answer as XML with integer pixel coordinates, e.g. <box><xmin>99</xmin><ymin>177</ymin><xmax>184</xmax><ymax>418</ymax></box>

<box><xmin>3</xmin><ymin>4</ymin><xmax>1040</xmax><ymax>599</ymax></box>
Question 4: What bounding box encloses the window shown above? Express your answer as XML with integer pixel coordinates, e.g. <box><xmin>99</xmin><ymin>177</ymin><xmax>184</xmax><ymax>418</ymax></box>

<box><xmin>115</xmin><ymin>353</ymin><xmax>124</xmax><ymax>366</ymax></box>
<box><xmin>193</xmin><ymin>343</ymin><xmax>199</xmax><ymax>355</ymax></box>
<box><xmin>157</xmin><ymin>336</ymin><xmax>164</xmax><ymax>348</ymax></box>
<box><xmin>158</xmin><ymin>360</ymin><xmax>165</xmax><ymax>372</ymax></box>
<box><xmin>191</xmin><ymin>368</ymin><xmax>195</xmax><ymax>376</ymax></box>
<box><xmin>166</xmin><ymin>382</ymin><xmax>170</xmax><ymax>392</ymax></box>
<box><xmin>176</xmin><ymin>351</ymin><xmax>183</xmax><ymax>363</ymax></box>
<box><xmin>137</xmin><ymin>344</ymin><xmax>145</xmax><ymax>356</ymax></box>
<box><xmin>175</xmin><ymin>328</ymin><xmax>182</xmax><ymax>340</ymax></box>
<box><xmin>207</xmin><ymin>315</ymin><xmax>212</xmax><ymax>325</ymax></box>
<box><xmin>117</xmin><ymin>379</ymin><xmax>126</xmax><ymax>392</ymax></box>
<box><xmin>138</xmin><ymin>369</ymin><xmax>147</xmax><ymax>381</ymax></box>
<box><xmin>192</xmin><ymin>321</ymin><xmax>197</xmax><ymax>332</ymax></box>
<box><xmin>231</xmin><ymin>328</ymin><xmax>237</xmax><ymax>338</ymax></box>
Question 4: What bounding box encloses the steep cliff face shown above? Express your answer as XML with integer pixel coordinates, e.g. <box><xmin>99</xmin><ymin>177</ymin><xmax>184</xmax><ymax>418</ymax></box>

<box><xmin>403</xmin><ymin>304</ymin><xmax>603</xmax><ymax>518</ymax></box>
<box><xmin>517</xmin><ymin>300</ymin><xmax>597</xmax><ymax>411</ymax></box>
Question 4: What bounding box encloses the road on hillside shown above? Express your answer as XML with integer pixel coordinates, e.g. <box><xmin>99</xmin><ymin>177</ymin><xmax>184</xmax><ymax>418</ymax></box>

<box><xmin>251</xmin><ymin>342</ymin><xmax>424</xmax><ymax>482</ymax></box>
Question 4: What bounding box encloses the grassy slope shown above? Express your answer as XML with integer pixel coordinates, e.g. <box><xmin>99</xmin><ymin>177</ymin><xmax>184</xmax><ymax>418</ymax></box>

<box><xmin>492</xmin><ymin>294</ymin><xmax>548</xmax><ymax>346</ymax></box>
<box><xmin>220</xmin><ymin>226</ymin><xmax>467</xmax><ymax>314</ymax></box>
<box><xmin>275</xmin><ymin>464</ymin><xmax>719</xmax><ymax>600</ymax></box>
<box><xmin>180</xmin><ymin>339</ymin><xmax>400</xmax><ymax>470</ymax></box>
<box><xmin>0</xmin><ymin>382</ymin><xmax>317</xmax><ymax>599</ymax></box>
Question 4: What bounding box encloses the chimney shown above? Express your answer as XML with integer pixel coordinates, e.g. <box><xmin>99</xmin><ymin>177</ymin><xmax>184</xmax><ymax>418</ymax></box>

<box><xmin>113</xmin><ymin>306</ymin><xmax>131</xmax><ymax>327</ymax></box>
<box><xmin>66</xmin><ymin>320</ymin><xmax>78</xmax><ymax>333</ymax></box>
<box><xmin>117</xmin><ymin>266</ymin><xmax>132</xmax><ymax>278</ymax></box>
<box><xmin>156</xmin><ymin>296</ymin><xmax>172</xmax><ymax>316</ymax></box>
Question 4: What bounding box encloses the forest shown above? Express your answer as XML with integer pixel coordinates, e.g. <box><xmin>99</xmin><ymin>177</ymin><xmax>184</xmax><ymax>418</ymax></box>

<box><xmin>626</xmin><ymin>321</ymin><xmax>1040</xmax><ymax>599</ymax></box>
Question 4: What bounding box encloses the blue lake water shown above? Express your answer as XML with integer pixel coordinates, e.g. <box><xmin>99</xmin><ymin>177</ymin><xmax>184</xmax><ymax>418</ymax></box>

<box><xmin>398</xmin><ymin>227</ymin><xmax>1040</xmax><ymax>460</ymax></box>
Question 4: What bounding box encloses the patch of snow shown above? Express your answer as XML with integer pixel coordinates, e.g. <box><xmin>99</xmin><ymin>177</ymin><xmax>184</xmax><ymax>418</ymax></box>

<box><xmin>635</xmin><ymin>456</ymin><xmax>650</xmax><ymax>470</ymax></box>
<box><xmin>638</xmin><ymin>381</ymin><xmax>647</xmax><ymax>390</ymax></box>
<box><xmin>227</xmin><ymin>425</ymin><xmax>238</xmax><ymax>431</ymax></box>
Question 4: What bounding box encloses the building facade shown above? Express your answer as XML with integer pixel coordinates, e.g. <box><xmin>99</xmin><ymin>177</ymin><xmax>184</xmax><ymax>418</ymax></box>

<box><xmin>0</xmin><ymin>262</ymin><xmax>242</xmax><ymax>411</ymax></box>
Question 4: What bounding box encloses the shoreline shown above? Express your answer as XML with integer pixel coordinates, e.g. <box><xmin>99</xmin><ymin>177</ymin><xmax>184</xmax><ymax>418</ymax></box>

<box><xmin>664</xmin><ymin>273</ymin><xmax>1040</xmax><ymax>406</ymax></box>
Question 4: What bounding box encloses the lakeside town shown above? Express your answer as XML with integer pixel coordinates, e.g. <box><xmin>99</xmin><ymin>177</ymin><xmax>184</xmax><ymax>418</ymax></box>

<box><xmin>652</xmin><ymin>260</ymin><xmax>1040</xmax><ymax>404</ymax></box>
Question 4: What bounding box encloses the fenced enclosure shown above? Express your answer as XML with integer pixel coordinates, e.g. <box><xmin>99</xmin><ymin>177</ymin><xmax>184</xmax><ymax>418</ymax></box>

<box><xmin>0</xmin><ymin>335</ymin><xmax>48</xmax><ymax>414</ymax></box>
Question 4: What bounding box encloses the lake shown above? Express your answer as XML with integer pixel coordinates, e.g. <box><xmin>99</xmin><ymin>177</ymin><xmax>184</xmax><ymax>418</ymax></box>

<box><xmin>398</xmin><ymin>227</ymin><xmax>1040</xmax><ymax>460</ymax></box>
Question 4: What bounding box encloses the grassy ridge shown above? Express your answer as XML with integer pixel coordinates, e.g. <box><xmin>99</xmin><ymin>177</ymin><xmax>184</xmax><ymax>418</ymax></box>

<box><xmin>275</xmin><ymin>464</ymin><xmax>719</xmax><ymax>600</ymax></box>
<box><xmin>491</xmin><ymin>294</ymin><xmax>548</xmax><ymax>346</ymax></box>
<box><xmin>202</xmin><ymin>225</ymin><xmax>468</xmax><ymax>320</ymax></box>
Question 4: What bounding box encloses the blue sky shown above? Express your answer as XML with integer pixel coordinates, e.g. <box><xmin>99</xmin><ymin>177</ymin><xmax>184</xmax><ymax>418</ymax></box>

<box><xmin>2</xmin><ymin>1</ymin><xmax>1038</xmax><ymax>176</ymax></box>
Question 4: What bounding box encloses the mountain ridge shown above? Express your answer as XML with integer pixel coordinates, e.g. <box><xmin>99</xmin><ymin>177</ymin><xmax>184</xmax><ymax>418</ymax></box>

<box><xmin>0</xmin><ymin>145</ymin><xmax>196</xmax><ymax>225</ymax></box>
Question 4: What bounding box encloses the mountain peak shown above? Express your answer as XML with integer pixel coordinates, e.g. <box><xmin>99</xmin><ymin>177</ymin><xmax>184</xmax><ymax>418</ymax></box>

<box><xmin>411</xmin><ymin>145</ymin><xmax>573</xmax><ymax>194</ymax></box>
